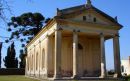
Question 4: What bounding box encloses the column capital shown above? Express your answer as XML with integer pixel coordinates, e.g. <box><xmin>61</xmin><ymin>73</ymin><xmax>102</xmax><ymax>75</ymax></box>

<box><xmin>46</xmin><ymin>34</ymin><xmax>49</xmax><ymax>38</ymax></box>
<box><xmin>55</xmin><ymin>27</ymin><xmax>63</xmax><ymax>31</ymax></box>
<box><xmin>39</xmin><ymin>40</ymin><xmax>41</xmax><ymax>43</ymax></box>
<box><xmin>115</xmin><ymin>33</ymin><xmax>120</xmax><ymax>37</ymax></box>
<box><xmin>73</xmin><ymin>29</ymin><xmax>77</xmax><ymax>33</ymax></box>
<box><xmin>73</xmin><ymin>29</ymin><xmax>80</xmax><ymax>33</ymax></box>
<box><xmin>112</xmin><ymin>33</ymin><xmax>120</xmax><ymax>38</ymax></box>
<box><xmin>100</xmin><ymin>33</ymin><xmax>104</xmax><ymax>36</ymax></box>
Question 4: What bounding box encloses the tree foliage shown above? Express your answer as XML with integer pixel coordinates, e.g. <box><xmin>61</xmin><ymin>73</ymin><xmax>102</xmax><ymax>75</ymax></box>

<box><xmin>3</xmin><ymin>42</ymin><xmax>18</xmax><ymax>68</ymax></box>
<box><xmin>0</xmin><ymin>0</ymin><xmax>11</xmax><ymax>21</ymax></box>
<box><xmin>0</xmin><ymin>0</ymin><xmax>33</xmax><ymax>22</ymax></box>
<box><xmin>6</xmin><ymin>12</ymin><xmax>50</xmax><ymax>47</ymax></box>
<box><xmin>19</xmin><ymin>49</ymin><xmax>26</xmax><ymax>68</ymax></box>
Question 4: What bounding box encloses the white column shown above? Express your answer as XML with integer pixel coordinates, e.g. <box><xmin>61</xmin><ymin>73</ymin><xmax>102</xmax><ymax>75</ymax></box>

<box><xmin>54</xmin><ymin>30</ymin><xmax>62</xmax><ymax>78</ymax></box>
<box><xmin>29</xmin><ymin>56</ymin><xmax>31</xmax><ymax>75</ymax></box>
<box><xmin>25</xmin><ymin>57</ymin><xmax>27</xmax><ymax>76</ymax></box>
<box><xmin>100</xmin><ymin>33</ymin><xmax>106</xmax><ymax>78</ymax></box>
<box><xmin>45</xmin><ymin>35</ymin><xmax>50</xmax><ymax>78</ymax></box>
<box><xmin>28</xmin><ymin>55</ymin><xmax>31</xmax><ymax>75</ymax></box>
<box><xmin>34</xmin><ymin>45</ymin><xmax>35</xmax><ymax>76</ymax></box>
<box><xmin>73</xmin><ymin>31</ymin><xmax>79</xmax><ymax>78</ymax></box>
<box><xmin>29</xmin><ymin>54</ymin><xmax>32</xmax><ymax>75</ymax></box>
<box><xmin>113</xmin><ymin>34</ymin><xmax>121</xmax><ymax>78</ymax></box>
<box><xmin>39</xmin><ymin>41</ymin><xmax>41</xmax><ymax>77</ymax></box>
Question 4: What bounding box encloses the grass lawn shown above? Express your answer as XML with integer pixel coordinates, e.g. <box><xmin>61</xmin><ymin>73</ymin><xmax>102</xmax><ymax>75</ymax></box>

<box><xmin>0</xmin><ymin>75</ymin><xmax>39</xmax><ymax>81</ymax></box>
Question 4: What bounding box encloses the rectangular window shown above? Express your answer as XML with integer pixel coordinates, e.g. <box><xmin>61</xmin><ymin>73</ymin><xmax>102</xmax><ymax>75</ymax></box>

<box><xmin>93</xmin><ymin>17</ymin><xmax>97</xmax><ymax>22</ymax></box>
<box><xmin>83</xmin><ymin>16</ymin><xmax>86</xmax><ymax>21</ymax></box>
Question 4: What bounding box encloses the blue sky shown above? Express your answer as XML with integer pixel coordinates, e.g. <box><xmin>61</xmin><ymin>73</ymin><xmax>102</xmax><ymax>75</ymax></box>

<box><xmin>0</xmin><ymin>0</ymin><xmax>130</xmax><ymax>69</ymax></box>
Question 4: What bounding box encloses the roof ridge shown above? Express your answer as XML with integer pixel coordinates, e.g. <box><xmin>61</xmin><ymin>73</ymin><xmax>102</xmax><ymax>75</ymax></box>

<box><xmin>59</xmin><ymin>4</ymin><xmax>85</xmax><ymax>12</ymax></box>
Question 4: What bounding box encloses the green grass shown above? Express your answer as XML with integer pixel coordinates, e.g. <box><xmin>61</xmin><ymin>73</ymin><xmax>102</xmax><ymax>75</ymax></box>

<box><xmin>0</xmin><ymin>75</ymin><xmax>39</xmax><ymax>81</ymax></box>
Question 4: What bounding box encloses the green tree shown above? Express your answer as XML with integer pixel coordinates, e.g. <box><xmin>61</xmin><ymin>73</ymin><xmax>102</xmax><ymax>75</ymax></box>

<box><xmin>19</xmin><ymin>49</ymin><xmax>26</xmax><ymax>68</ymax></box>
<box><xmin>0</xmin><ymin>42</ymin><xmax>2</xmax><ymax>68</ymax></box>
<box><xmin>3</xmin><ymin>42</ymin><xmax>18</xmax><ymax>68</ymax></box>
<box><xmin>5</xmin><ymin>12</ymin><xmax>50</xmax><ymax>68</ymax></box>
<box><xmin>0</xmin><ymin>0</ymin><xmax>32</xmax><ymax>21</ymax></box>
<box><xmin>6</xmin><ymin>12</ymin><xmax>50</xmax><ymax>47</ymax></box>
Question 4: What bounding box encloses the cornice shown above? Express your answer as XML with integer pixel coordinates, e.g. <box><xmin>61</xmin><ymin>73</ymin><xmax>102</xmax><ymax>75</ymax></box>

<box><xmin>56</xmin><ymin>19</ymin><xmax>122</xmax><ymax>30</ymax></box>
<box><xmin>26</xmin><ymin>19</ymin><xmax>56</xmax><ymax>48</ymax></box>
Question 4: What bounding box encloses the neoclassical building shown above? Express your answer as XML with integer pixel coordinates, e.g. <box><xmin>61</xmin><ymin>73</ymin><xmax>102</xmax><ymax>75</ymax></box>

<box><xmin>26</xmin><ymin>0</ymin><xmax>123</xmax><ymax>80</ymax></box>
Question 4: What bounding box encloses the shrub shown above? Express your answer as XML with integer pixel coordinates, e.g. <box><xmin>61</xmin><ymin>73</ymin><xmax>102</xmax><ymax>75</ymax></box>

<box><xmin>108</xmin><ymin>70</ymin><xmax>115</xmax><ymax>75</ymax></box>
<box><xmin>122</xmin><ymin>75</ymin><xmax>130</xmax><ymax>81</ymax></box>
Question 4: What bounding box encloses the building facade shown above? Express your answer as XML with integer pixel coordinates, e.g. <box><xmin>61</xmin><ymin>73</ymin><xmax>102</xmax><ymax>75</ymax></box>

<box><xmin>121</xmin><ymin>56</ymin><xmax>130</xmax><ymax>75</ymax></box>
<box><xmin>26</xmin><ymin>0</ymin><xmax>123</xmax><ymax>80</ymax></box>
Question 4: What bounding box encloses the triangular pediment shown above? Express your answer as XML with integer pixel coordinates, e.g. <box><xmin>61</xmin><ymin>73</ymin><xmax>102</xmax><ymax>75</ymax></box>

<box><xmin>68</xmin><ymin>10</ymin><xmax>115</xmax><ymax>26</ymax></box>
<box><xmin>57</xmin><ymin>5</ymin><xmax>122</xmax><ymax>27</ymax></box>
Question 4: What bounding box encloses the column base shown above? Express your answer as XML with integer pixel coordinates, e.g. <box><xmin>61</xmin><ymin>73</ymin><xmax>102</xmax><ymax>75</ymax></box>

<box><xmin>72</xmin><ymin>75</ymin><xmax>80</xmax><ymax>79</ymax></box>
<box><xmin>44</xmin><ymin>74</ymin><xmax>48</xmax><ymax>79</ymax></box>
<box><xmin>99</xmin><ymin>75</ymin><xmax>106</xmax><ymax>78</ymax></box>
<box><xmin>39</xmin><ymin>74</ymin><xmax>48</xmax><ymax>79</ymax></box>
<box><xmin>113</xmin><ymin>73</ymin><xmax>122</xmax><ymax>78</ymax></box>
<box><xmin>53</xmin><ymin>74</ymin><xmax>62</xmax><ymax>79</ymax></box>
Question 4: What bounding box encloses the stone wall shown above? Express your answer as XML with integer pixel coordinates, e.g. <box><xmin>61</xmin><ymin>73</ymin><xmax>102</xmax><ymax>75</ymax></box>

<box><xmin>0</xmin><ymin>68</ymin><xmax>25</xmax><ymax>75</ymax></box>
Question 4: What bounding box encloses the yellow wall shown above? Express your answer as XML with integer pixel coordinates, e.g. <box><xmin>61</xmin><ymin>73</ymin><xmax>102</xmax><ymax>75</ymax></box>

<box><xmin>60</xmin><ymin>36</ymin><xmax>101</xmax><ymax>77</ymax></box>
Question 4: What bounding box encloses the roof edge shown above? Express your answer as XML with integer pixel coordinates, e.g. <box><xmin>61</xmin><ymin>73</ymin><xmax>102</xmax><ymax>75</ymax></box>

<box><xmin>26</xmin><ymin>18</ymin><xmax>56</xmax><ymax>48</ymax></box>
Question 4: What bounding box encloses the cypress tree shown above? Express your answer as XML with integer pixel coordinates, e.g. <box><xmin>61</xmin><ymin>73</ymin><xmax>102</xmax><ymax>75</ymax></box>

<box><xmin>4</xmin><ymin>46</ymin><xmax>11</xmax><ymax>68</ymax></box>
<box><xmin>19</xmin><ymin>50</ymin><xmax>26</xmax><ymax>68</ymax></box>
<box><xmin>3</xmin><ymin>42</ymin><xmax>18</xmax><ymax>68</ymax></box>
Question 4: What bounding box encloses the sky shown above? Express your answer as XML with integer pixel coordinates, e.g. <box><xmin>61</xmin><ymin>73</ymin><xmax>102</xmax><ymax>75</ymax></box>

<box><xmin>0</xmin><ymin>0</ymin><xmax>130</xmax><ymax>69</ymax></box>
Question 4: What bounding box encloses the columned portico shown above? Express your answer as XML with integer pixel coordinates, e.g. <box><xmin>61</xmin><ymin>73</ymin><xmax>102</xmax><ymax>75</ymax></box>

<box><xmin>72</xmin><ymin>30</ymin><xmax>79</xmax><ymax>78</ymax></box>
<box><xmin>54</xmin><ymin>29</ymin><xmax>62</xmax><ymax>78</ymax></box>
<box><xmin>113</xmin><ymin>34</ymin><xmax>121</xmax><ymax>78</ymax></box>
<box><xmin>100</xmin><ymin>33</ymin><xmax>107</xmax><ymax>78</ymax></box>
<box><xmin>26</xmin><ymin>0</ymin><xmax>123</xmax><ymax>80</ymax></box>
<box><xmin>52</xmin><ymin>31</ymin><xmax>122</xmax><ymax>79</ymax></box>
